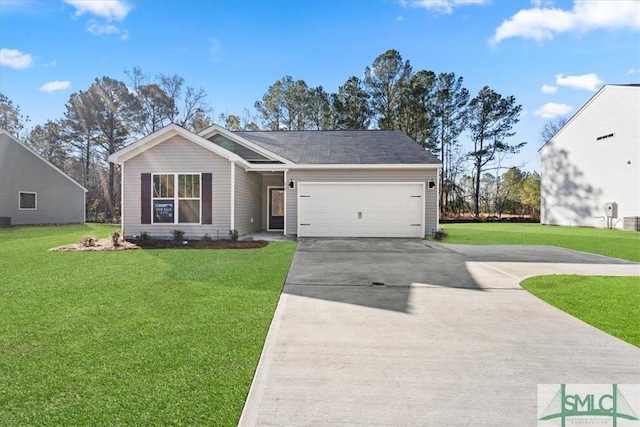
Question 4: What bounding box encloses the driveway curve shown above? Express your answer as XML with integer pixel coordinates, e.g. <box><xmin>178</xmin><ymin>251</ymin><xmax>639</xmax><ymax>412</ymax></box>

<box><xmin>240</xmin><ymin>239</ymin><xmax>639</xmax><ymax>426</ymax></box>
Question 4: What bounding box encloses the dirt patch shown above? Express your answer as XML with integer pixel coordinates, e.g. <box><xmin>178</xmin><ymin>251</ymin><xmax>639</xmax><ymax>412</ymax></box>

<box><xmin>50</xmin><ymin>239</ymin><xmax>268</xmax><ymax>252</ymax></box>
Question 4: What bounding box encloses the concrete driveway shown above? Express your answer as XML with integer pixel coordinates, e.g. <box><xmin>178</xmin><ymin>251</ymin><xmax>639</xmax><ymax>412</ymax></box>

<box><xmin>239</xmin><ymin>239</ymin><xmax>640</xmax><ymax>426</ymax></box>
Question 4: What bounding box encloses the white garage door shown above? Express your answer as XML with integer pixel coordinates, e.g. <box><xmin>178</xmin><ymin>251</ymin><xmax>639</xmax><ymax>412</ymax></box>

<box><xmin>297</xmin><ymin>182</ymin><xmax>425</xmax><ymax>238</ymax></box>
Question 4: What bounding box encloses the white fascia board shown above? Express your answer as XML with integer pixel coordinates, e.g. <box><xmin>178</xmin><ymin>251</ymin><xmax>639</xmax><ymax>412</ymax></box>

<box><xmin>1</xmin><ymin>130</ymin><xmax>87</xmax><ymax>192</ymax></box>
<box><xmin>108</xmin><ymin>124</ymin><xmax>248</xmax><ymax>166</ymax></box>
<box><xmin>198</xmin><ymin>125</ymin><xmax>294</xmax><ymax>165</ymax></box>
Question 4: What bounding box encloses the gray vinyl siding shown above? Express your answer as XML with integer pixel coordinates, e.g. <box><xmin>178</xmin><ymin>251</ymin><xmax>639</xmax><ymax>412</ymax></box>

<box><xmin>285</xmin><ymin>169</ymin><xmax>438</xmax><ymax>236</ymax></box>
<box><xmin>122</xmin><ymin>135</ymin><xmax>231</xmax><ymax>239</ymax></box>
<box><xmin>234</xmin><ymin>166</ymin><xmax>262</xmax><ymax>235</ymax></box>
<box><xmin>261</xmin><ymin>174</ymin><xmax>284</xmax><ymax>230</ymax></box>
<box><xmin>540</xmin><ymin>85</ymin><xmax>640</xmax><ymax>229</ymax></box>
<box><xmin>0</xmin><ymin>133</ymin><xmax>85</xmax><ymax>225</ymax></box>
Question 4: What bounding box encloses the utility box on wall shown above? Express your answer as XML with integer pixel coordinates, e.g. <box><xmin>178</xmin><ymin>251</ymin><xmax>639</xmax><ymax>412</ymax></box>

<box><xmin>605</xmin><ymin>202</ymin><xmax>618</xmax><ymax>218</ymax></box>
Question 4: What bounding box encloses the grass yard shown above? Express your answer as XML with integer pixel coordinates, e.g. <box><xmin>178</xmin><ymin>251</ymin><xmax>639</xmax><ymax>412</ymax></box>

<box><xmin>521</xmin><ymin>275</ymin><xmax>640</xmax><ymax>347</ymax></box>
<box><xmin>438</xmin><ymin>222</ymin><xmax>640</xmax><ymax>262</ymax></box>
<box><xmin>0</xmin><ymin>224</ymin><xmax>296</xmax><ymax>426</ymax></box>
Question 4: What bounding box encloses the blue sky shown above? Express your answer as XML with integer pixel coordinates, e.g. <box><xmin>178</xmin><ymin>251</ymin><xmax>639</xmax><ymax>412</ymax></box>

<box><xmin>1</xmin><ymin>0</ymin><xmax>639</xmax><ymax>172</ymax></box>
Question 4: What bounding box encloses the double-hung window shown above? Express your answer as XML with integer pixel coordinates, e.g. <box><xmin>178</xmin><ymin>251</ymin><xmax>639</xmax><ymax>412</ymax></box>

<box><xmin>152</xmin><ymin>174</ymin><xmax>201</xmax><ymax>224</ymax></box>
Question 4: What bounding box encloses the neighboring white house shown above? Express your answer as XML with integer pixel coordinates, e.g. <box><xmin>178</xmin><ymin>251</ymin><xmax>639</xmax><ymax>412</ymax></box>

<box><xmin>0</xmin><ymin>130</ymin><xmax>86</xmax><ymax>226</ymax></box>
<box><xmin>539</xmin><ymin>84</ymin><xmax>639</xmax><ymax>230</ymax></box>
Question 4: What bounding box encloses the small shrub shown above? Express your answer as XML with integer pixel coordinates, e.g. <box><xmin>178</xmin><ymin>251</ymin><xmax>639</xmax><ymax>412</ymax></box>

<box><xmin>433</xmin><ymin>229</ymin><xmax>448</xmax><ymax>241</ymax></box>
<box><xmin>138</xmin><ymin>231</ymin><xmax>151</xmax><ymax>243</ymax></box>
<box><xmin>111</xmin><ymin>231</ymin><xmax>120</xmax><ymax>247</ymax></box>
<box><xmin>201</xmin><ymin>233</ymin><xmax>212</xmax><ymax>242</ymax></box>
<box><xmin>81</xmin><ymin>235</ymin><xmax>96</xmax><ymax>247</ymax></box>
<box><xmin>229</xmin><ymin>229</ymin><xmax>239</xmax><ymax>242</ymax></box>
<box><xmin>172</xmin><ymin>229</ymin><xmax>185</xmax><ymax>242</ymax></box>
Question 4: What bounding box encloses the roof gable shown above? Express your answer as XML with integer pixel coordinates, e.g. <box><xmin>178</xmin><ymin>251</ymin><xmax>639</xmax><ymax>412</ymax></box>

<box><xmin>198</xmin><ymin>125</ymin><xmax>292</xmax><ymax>164</ymax></box>
<box><xmin>108</xmin><ymin>124</ymin><xmax>246</xmax><ymax>164</ymax></box>
<box><xmin>539</xmin><ymin>84</ymin><xmax>640</xmax><ymax>153</ymax></box>
<box><xmin>0</xmin><ymin>130</ymin><xmax>87</xmax><ymax>192</ymax></box>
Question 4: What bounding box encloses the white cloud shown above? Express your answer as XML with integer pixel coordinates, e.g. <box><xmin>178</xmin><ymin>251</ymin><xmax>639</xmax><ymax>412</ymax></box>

<box><xmin>628</xmin><ymin>67</ymin><xmax>640</xmax><ymax>74</ymax></box>
<box><xmin>39</xmin><ymin>81</ymin><xmax>71</xmax><ymax>93</ymax></box>
<box><xmin>555</xmin><ymin>73</ymin><xmax>603</xmax><ymax>91</ymax></box>
<box><xmin>491</xmin><ymin>0</ymin><xmax>640</xmax><ymax>45</ymax></box>
<box><xmin>402</xmin><ymin>0</ymin><xmax>489</xmax><ymax>14</ymax></box>
<box><xmin>534</xmin><ymin>102</ymin><xmax>572</xmax><ymax>118</ymax></box>
<box><xmin>0</xmin><ymin>48</ymin><xmax>34</xmax><ymax>69</ymax></box>
<box><xmin>87</xmin><ymin>20</ymin><xmax>121</xmax><ymax>35</ymax></box>
<box><xmin>63</xmin><ymin>0</ymin><xmax>131</xmax><ymax>20</ymax></box>
<box><xmin>541</xmin><ymin>84</ymin><xmax>557</xmax><ymax>93</ymax></box>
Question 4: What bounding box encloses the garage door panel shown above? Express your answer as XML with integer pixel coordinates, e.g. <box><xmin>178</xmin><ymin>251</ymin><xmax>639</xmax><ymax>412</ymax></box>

<box><xmin>298</xmin><ymin>183</ymin><xmax>424</xmax><ymax>237</ymax></box>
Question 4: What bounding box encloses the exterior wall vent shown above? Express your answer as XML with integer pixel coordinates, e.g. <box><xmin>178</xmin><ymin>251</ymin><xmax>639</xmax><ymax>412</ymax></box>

<box><xmin>596</xmin><ymin>133</ymin><xmax>614</xmax><ymax>141</ymax></box>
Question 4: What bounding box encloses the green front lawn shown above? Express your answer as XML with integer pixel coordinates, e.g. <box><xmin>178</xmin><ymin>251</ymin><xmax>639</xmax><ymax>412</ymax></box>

<box><xmin>522</xmin><ymin>275</ymin><xmax>640</xmax><ymax>347</ymax></box>
<box><xmin>438</xmin><ymin>223</ymin><xmax>640</xmax><ymax>262</ymax></box>
<box><xmin>0</xmin><ymin>225</ymin><xmax>296</xmax><ymax>426</ymax></box>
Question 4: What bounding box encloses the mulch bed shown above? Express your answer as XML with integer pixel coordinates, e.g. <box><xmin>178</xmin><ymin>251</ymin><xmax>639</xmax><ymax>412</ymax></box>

<box><xmin>133</xmin><ymin>239</ymin><xmax>268</xmax><ymax>249</ymax></box>
<box><xmin>51</xmin><ymin>239</ymin><xmax>268</xmax><ymax>252</ymax></box>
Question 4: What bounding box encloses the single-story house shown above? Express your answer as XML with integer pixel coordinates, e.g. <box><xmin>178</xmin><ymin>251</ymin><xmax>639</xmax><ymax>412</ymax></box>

<box><xmin>108</xmin><ymin>124</ymin><xmax>441</xmax><ymax>239</ymax></box>
<box><xmin>0</xmin><ymin>130</ymin><xmax>86</xmax><ymax>226</ymax></box>
<box><xmin>539</xmin><ymin>84</ymin><xmax>639</xmax><ymax>230</ymax></box>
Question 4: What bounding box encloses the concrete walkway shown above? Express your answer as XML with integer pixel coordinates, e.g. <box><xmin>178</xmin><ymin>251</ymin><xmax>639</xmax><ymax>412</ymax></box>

<box><xmin>239</xmin><ymin>239</ymin><xmax>640</xmax><ymax>426</ymax></box>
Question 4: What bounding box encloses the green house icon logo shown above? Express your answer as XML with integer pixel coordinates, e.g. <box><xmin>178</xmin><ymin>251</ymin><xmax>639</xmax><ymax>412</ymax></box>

<box><xmin>540</xmin><ymin>384</ymin><xmax>639</xmax><ymax>426</ymax></box>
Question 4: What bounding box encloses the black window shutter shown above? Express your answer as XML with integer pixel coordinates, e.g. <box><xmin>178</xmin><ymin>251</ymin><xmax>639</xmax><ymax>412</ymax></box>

<box><xmin>141</xmin><ymin>173</ymin><xmax>151</xmax><ymax>224</ymax></box>
<box><xmin>202</xmin><ymin>173</ymin><xmax>212</xmax><ymax>224</ymax></box>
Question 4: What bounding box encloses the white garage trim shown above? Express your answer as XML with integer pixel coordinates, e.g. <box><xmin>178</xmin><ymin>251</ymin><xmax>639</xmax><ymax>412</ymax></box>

<box><xmin>297</xmin><ymin>181</ymin><xmax>426</xmax><ymax>238</ymax></box>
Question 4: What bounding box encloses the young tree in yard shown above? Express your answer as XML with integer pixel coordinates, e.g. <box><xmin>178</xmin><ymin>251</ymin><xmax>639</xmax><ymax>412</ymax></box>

<box><xmin>467</xmin><ymin>86</ymin><xmax>525</xmax><ymax>218</ymax></box>
<box><xmin>364</xmin><ymin>49</ymin><xmax>412</xmax><ymax>129</ymax></box>
<box><xmin>0</xmin><ymin>92</ymin><xmax>29</xmax><ymax>138</ymax></box>
<box><xmin>397</xmin><ymin>70</ymin><xmax>437</xmax><ymax>150</ymax></box>
<box><xmin>333</xmin><ymin>76</ymin><xmax>371</xmax><ymax>130</ymax></box>
<box><xmin>432</xmin><ymin>73</ymin><xmax>469</xmax><ymax>216</ymax></box>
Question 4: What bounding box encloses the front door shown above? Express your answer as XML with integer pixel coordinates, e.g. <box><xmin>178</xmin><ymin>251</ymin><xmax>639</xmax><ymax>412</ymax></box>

<box><xmin>268</xmin><ymin>187</ymin><xmax>285</xmax><ymax>230</ymax></box>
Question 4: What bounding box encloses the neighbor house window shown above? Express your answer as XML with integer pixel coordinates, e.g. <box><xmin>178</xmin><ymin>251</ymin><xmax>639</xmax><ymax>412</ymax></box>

<box><xmin>19</xmin><ymin>192</ymin><xmax>37</xmax><ymax>210</ymax></box>
<box><xmin>152</xmin><ymin>174</ymin><xmax>200</xmax><ymax>224</ymax></box>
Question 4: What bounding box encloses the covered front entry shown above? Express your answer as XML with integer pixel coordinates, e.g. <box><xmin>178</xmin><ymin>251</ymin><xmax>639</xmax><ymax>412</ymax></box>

<box><xmin>297</xmin><ymin>182</ymin><xmax>425</xmax><ymax>238</ymax></box>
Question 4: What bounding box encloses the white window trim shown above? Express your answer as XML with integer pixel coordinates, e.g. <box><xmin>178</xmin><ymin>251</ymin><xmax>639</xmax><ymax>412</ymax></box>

<box><xmin>151</xmin><ymin>173</ymin><xmax>202</xmax><ymax>225</ymax></box>
<box><xmin>18</xmin><ymin>191</ymin><xmax>37</xmax><ymax>210</ymax></box>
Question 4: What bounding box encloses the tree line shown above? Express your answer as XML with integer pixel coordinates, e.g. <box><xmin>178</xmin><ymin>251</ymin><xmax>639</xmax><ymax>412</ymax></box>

<box><xmin>0</xmin><ymin>49</ymin><xmax>541</xmax><ymax>221</ymax></box>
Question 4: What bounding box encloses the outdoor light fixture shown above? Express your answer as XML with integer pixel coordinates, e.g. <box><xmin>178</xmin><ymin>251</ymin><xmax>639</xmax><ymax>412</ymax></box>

<box><xmin>428</xmin><ymin>180</ymin><xmax>435</xmax><ymax>189</ymax></box>
<box><xmin>288</xmin><ymin>179</ymin><xmax>295</xmax><ymax>189</ymax></box>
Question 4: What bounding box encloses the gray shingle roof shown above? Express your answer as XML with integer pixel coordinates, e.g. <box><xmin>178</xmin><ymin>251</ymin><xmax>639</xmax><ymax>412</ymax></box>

<box><xmin>233</xmin><ymin>130</ymin><xmax>441</xmax><ymax>164</ymax></box>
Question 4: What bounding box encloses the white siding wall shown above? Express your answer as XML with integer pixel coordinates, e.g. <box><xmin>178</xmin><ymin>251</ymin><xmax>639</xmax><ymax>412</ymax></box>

<box><xmin>0</xmin><ymin>133</ymin><xmax>85</xmax><ymax>225</ymax></box>
<box><xmin>285</xmin><ymin>168</ymin><xmax>438</xmax><ymax>236</ymax></box>
<box><xmin>122</xmin><ymin>136</ymin><xmax>231</xmax><ymax>239</ymax></box>
<box><xmin>234</xmin><ymin>166</ymin><xmax>262</xmax><ymax>235</ymax></box>
<box><xmin>540</xmin><ymin>86</ymin><xmax>640</xmax><ymax>229</ymax></box>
